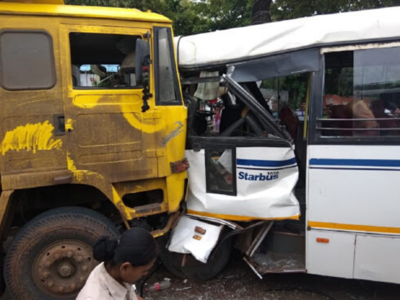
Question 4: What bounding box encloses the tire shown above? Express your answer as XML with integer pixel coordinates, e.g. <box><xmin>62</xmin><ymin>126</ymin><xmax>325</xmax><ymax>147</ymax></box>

<box><xmin>0</xmin><ymin>246</ymin><xmax>5</xmax><ymax>297</ymax></box>
<box><xmin>157</xmin><ymin>234</ymin><xmax>187</xmax><ymax>279</ymax></box>
<box><xmin>4</xmin><ymin>206</ymin><xmax>120</xmax><ymax>300</ymax></box>
<box><xmin>158</xmin><ymin>233</ymin><xmax>232</xmax><ymax>281</ymax></box>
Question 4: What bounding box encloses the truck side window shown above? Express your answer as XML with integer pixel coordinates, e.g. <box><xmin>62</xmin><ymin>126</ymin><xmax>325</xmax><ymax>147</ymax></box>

<box><xmin>0</xmin><ymin>30</ymin><xmax>56</xmax><ymax>90</ymax></box>
<box><xmin>154</xmin><ymin>27</ymin><xmax>181</xmax><ymax>105</ymax></box>
<box><xmin>69</xmin><ymin>33</ymin><xmax>142</xmax><ymax>89</ymax></box>
<box><xmin>322</xmin><ymin>47</ymin><xmax>400</xmax><ymax>137</ymax></box>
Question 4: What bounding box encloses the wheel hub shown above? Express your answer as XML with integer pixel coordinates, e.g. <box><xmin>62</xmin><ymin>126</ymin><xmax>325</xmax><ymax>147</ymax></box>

<box><xmin>32</xmin><ymin>240</ymin><xmax>96</xmax><ymax>298</ymax></box>
<box><xmin>58</xmin><ymin>262</ymin><xmax>75</xmax><ymax>277</ymax></box>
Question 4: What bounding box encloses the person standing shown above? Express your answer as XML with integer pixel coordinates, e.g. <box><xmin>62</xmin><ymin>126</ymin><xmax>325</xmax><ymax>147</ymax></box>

<box><xmin>295</xmin><ymin>102</ymin><xmax>306</xmax><ymax>121</ymax></box>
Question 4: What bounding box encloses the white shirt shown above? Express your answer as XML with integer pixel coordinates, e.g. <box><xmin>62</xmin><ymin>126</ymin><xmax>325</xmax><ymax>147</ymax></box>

<box><xmin>295</xmin><ymin>109</ymin><xmax>305</xmax><ymax>121</ymax></box>
<box><xmin>77</xmin><ymin>263</ymin><xmax>138</xmax><ymax>300</ymax></box>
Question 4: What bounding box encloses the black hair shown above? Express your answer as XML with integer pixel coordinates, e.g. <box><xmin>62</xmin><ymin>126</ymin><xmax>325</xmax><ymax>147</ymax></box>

<box><xmin>93</xmin><ymin>228</ymin><xmax>159</xmax><ymax>267</ymax></box>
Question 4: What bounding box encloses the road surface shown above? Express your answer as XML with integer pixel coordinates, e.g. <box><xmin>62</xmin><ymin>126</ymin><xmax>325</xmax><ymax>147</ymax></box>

<box><xmin>2</xmin><ymin>258</ymin><xmax>399</xmax><ymax>300</ymax></box>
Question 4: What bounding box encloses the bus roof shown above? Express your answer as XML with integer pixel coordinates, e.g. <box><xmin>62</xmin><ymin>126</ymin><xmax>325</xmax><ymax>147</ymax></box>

<box><xmin>175</xmin><ymin>6</ymin><xmax>400</xmax><ymax>70</ymax></box>
<box><xmin>0</xmin><ymin>0</ymin><xmax>171</xmax><ymax>23</ymax></box>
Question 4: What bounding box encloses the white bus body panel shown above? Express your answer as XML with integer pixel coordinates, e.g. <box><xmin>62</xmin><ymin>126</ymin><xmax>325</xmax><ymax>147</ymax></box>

<box><xmin>307</xmin><ymin>145</ymin><xmax>400</xmax><ymax>284</ymax></box>
<box><xmin>354</xmin><ymin>235</ymin><xmax>400</xmax><ymax>283</ymax></box>
<box><xmin>307</xmin><ymin>230</ymin><xmax>355</xmax><ymax>279</ymax></box>
<box><xmin>186</xmin><ymin>147</ymin><xmax>300</xmax><ymax>220</ymax></box>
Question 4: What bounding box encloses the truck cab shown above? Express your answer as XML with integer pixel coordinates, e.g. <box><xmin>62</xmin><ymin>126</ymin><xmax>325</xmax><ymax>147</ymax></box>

<box><xmin>0</xmin><ymin>1</ymin><xmax>187</xmax><ymax>299</ymax></box>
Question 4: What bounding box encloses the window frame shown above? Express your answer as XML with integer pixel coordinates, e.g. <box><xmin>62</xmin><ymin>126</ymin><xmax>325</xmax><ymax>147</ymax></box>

<box><xmin>205</xmin><ymin>144</ymin><xmax>237</xmax><ymax>197</ymax></box>
<box><xmin>69</xmin><ymin>32</ymin><xmax>144</xmax><ymax>91</ymax></box>
<box><xmin>309</xmin><ymin>43</ymin><xmax>400</xmax><ymax>146</ymax></box>
<box><xmin>0</xmin><ymin>29</ymin><xmax>56</xmax><ymax>91</ymax></box>
<box><xmin>64</xmin><ymin>25</ymin><xmax>150</xmax><ymax>92</ymax></box>
<box><xmin>153</xmin><ymin>26</ymin><xmax>182</xmax><ymax>106</ymax></box>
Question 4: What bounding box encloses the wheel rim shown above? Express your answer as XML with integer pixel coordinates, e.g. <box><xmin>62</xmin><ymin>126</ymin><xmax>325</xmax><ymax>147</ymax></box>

<box><xmin>32</xmin><ymin>240</ymin><xmax>96</xmax><ymax>298</ymax></box>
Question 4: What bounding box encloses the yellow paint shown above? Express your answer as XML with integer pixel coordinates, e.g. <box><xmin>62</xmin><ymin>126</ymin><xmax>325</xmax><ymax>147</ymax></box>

<box><xmin>1</xmin><ymin>121</ymin><xmax>62</xmax><ymax>155</ymax></box>
<box><xmin>65</xmin><ymin>119</ymin><xmax>74</xmax><ymax>132</ymax></box>
<box><xmin>66</xmin><ymin>152</ymin><xmax>76</xmax><ymax>170</ymax></box>
<box><xmin>66</xmin><ymin>152</ymin><xmax>84</xmax><ymax>181</ymax></box>
<box><xmin>71</xmin><ymin>93</ymin><xmax>163</xmax><ymax>134</ymax></box>
<box><xmin>166</xmin><ymin>172</ymin><xmax>186</xmax><ymax>212</ymax></box>
<box><xmin>0</xmin><ymin>2</ymin><xmax>171</xmax><ymax>23</ymax></box>
<box><xmin>308</xmin><ymin>221</ymin><xmax>400</xmax><ymax>235</ymax></box>
<box><xmin>73</xmin><ymin>94</ymin><xmax>140</xmax><ymax>109</ymax></box>
<box><xmin>187</xmin><ymin>210</ymin><xmax>300</xmax><ymax>222</ymax></box>
<box><xmin>111</xmin><ymin>186</ymin><xmax>131</xmax><ymax>226</ymax></box>
<box><xmin>122</xmin><ymin>110</ymin><xmax>165</xmax><ymax>134</ymax></box>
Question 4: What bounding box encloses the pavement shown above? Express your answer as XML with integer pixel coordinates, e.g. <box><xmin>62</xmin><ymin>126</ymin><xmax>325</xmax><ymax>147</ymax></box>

<box><xmin>144</xmin><ymin>259</ymin><xmax>400</xmax><ymax>300</ymax></box>
<box><xmin>2</xmin><ymin>257</ymin><xmax>399</xmax><ymax>300</ymax></box>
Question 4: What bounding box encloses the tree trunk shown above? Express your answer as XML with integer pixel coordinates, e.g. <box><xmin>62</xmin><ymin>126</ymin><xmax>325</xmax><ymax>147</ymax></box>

<box><xmin>252</xmin><ymin>0</ymin><xmax>272</xmax><ymax>25</ymax></box>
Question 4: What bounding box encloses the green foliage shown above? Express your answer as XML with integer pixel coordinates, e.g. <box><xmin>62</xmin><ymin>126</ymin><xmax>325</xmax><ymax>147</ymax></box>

<box><xmin>65</xmin><ymin>0</ymin><xmax>253</xmax><ymax>35</ymax></box>
<box><xmin>65</xmin><ymin>0</ymin><xmax>400</xmax><ymax>35</ymax></box>
<box><xmin>65</xmin><ymin>0</ymin><xmax>165</xmax><ymax>11</ymax></box>
<box><xmin>262</xmin><ymin>73</ymin><xmax>309</xmax><ymax>110</ymax></box>
<box><xmin>271</xmin><ymin>0</ymin><xmax>400</xmax><ymax>21</ymax></box>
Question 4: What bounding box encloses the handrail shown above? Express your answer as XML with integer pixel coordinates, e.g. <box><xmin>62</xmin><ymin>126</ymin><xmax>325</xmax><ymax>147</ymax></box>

<box><xmin>316</xmin><ymin>127</ymin><xmax>400</xmax><ymax>131</ymax></box>
<box><xmin>318</xmin><ymin>118</ymin><xmax>400</xmax><ymax>121</ymax></box>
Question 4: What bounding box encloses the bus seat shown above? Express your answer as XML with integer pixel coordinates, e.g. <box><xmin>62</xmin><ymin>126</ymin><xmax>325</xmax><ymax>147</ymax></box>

<box><xmin>330</xmin><ymin>104</ymin><xmax>353</xmax><ymax>136</ymax></box>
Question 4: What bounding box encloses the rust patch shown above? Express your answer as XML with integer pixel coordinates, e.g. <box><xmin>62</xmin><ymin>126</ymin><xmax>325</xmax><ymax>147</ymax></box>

<box><xmin>181</xmin><ymin>254</ymin><xmax>187</xmax><ymax>267</ymax></box>
<box><xmin>151</xmin><ymin>211</ymin><xmax>181</xmax><ymax>238</ymax></box>
<box><xmin>195</xmin><ymin>226</ymin><xmax>206</xmax><ymax>235</ymax></box>
<box><xmin>193</xmin><ymin>235</ymin><xmax>202</xmax><ymax>241</ymax></box>
<box><xmin>170</xmin><ymin>158</ymin><xmax>189</xmax><ymax>173</ymax></box>
<box><xmin>133</xmin><ymin>203</ymin><xmax>162</xmax><ymax>215</ymax></box>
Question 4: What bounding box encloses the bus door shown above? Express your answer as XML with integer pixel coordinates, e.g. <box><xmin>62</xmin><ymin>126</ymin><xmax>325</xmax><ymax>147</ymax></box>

<box><xmin>307</xmin><ymin>44</ymin><xmax>400</xmax><ymax>284</ymax></box>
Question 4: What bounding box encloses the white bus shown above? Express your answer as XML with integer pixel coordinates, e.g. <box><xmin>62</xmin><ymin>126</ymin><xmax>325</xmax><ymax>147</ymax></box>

<box><xmin>160</xmin><ymin>6</ymin><xmax>400</xmax><ymax>285</ymax></box>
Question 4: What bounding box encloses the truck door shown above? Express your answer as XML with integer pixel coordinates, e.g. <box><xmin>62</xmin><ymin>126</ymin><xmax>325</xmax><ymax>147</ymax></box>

<box><xmin>60</xmin><ymin>25</ymin><xmax>159</xmax><ymax>183</ymax></box>
<box><xmin>307</xmin><ymin>44</ymin><xmax>400</xmax><ymax>283</ymax></box>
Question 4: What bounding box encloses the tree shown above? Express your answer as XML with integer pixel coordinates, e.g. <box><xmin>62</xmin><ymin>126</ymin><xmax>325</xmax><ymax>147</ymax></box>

<box><xmin>65</xmin><ymin>0</ymin><xmax>253</xmax><ymax>35</ymax></box>
<box><xmin>271</xmin><ymin>0</ymin><xmax>400</xmax><ymax>21</ymax></box>
<box><xmin>64</xmin><ymin>0</ymin><xmax>201</xmax><ymax>35</ymax></box>
<box><xmin>65</xmin><ymin>0</ymin><xmax>165</xmax><ymax>11</ymax></box>
<box><xmin>252</xmin><ymin>0</ymin><xmax>272</xmax><ymax>24</ymax></box>
<box><xmin>169</xmin><ymin>0</ymin><xmax>253</xmax><ymax>35</ymax></box>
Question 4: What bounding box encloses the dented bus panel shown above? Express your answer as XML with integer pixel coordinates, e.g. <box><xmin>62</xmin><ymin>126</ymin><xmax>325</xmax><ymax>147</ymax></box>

<box><xmin>171</xmin><ymin>6</ymin><xmax>400</xmax><ymax>286</ymax></box>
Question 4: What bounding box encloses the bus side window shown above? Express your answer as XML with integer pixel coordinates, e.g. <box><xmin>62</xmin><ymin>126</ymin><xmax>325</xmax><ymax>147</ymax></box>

<box><xmin>322</xmin><ymin>47</ymin><xmax>400</xmax><ymax>137</ymax></box>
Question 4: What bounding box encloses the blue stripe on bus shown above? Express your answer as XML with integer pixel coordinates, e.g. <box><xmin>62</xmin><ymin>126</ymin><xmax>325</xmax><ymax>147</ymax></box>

<box><xmin>237</xmin><ymin>158</ymin><xmax>297</xmax><ymax>167</ymax></box>
<box><xmin>310</xmin><ymin>167</ymin><xmax>400</xmax><ymax>171</ymax></box>
<box><xmin>309</xmin><ymin>158</ymin><xmax>400</xmax><ymax>168</ymax></box>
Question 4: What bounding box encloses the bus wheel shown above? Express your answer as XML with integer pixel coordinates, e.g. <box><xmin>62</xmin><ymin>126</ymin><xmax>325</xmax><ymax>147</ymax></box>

<box><xmin>4</xmin><ymin>207</ymin><xmax>120</xmax><ymax>300</ymax></box>
<box><xmin>158</xmin><ymin>233</ymin><xmax>232</xmax><ymax>281</ymax></box>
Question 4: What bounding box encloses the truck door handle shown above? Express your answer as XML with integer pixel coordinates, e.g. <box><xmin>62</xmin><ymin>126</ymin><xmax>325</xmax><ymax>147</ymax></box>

<box><xmin>54</xmin><ymin>114</ymin><xmax>65</xmax><ymax>136</ymax></box>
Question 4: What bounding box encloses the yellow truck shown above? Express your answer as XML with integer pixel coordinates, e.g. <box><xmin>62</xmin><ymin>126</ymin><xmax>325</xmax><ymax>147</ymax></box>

<box><xmin>0</xmin><ymin>1</ymin><xmax>188</xmax><ymax>299</ymax></box>
<box><xmin>0</xmin><ymin>1</ymin><xmax>314</xmax><ymax>299</ymax></box>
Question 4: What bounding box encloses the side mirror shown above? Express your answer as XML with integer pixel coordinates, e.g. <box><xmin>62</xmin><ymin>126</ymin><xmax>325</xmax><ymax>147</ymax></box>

<box><xmin>135</xmin><ymin>38</ymin><xmax>150</xmax><ymax>85</ymax></box>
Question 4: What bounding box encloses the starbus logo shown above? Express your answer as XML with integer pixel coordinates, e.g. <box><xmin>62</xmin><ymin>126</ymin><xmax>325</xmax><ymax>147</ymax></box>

<box><xmin>238</xmin><ymin>171</ymin><xmax>279</xmax><ymax>181</ymax></box>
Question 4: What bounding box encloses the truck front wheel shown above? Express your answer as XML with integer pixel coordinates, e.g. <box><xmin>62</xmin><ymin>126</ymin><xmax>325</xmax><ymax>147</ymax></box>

<box><xmin>4</xmin><ymin>207</ymin><xmax>120</xmax><ymax>300</ymax></box>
